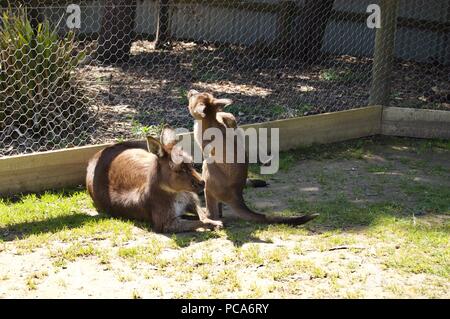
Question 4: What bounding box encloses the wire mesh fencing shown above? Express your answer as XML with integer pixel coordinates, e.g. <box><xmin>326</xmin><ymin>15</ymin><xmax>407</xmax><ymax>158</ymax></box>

<box><xmin>0</xmin><ymin>0</ymin><xmax>449</xmax><ymax>157</ymax></box>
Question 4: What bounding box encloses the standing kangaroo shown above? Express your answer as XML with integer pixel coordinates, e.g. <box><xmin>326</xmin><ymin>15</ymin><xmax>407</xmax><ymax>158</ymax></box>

<box><xmin>86</xmin><ymin>127</ymin><xmax>223</xmax><ymax>233</ymax></box>
<box><xmin>187</xmin><ymin>90</ymin><xmax>318</xmax><ymax>225</ymax></box>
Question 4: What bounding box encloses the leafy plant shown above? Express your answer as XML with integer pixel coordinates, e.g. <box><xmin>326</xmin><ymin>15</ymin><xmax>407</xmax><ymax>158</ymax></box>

<box><xmin>131</xmin><ymin>120</ymin><xmax>165</xmax><ymax>138</ymax></box>
<box><xmin>0</xmin><ymin>6</ymin><xmax>92</xmax><ymax>148</ymax></box>
<box><xmin>294</xmin><ymin>103</ymin><xmax>314</xmax><ymax>115</ymax></box>
<box><xmin>320</xmin><ymin>68</ymin><xmax>368</xmax><ymax>83</ymax></box>
<box><xmin>176</xmin><ymin>87</ymin><xmax>189</xmax><ymax>105</ymax></box>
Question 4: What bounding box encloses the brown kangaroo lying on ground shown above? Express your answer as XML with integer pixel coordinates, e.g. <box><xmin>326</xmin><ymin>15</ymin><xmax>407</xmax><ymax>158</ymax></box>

<box><xmin>86</xmin><ymin>127</ymin><xmax>223</xmax><ymax>233</ymax></box>
<box><xmin>187</xmin><ymin>89</ymin><xmax>318</xmax><ymax>225</ymax></box>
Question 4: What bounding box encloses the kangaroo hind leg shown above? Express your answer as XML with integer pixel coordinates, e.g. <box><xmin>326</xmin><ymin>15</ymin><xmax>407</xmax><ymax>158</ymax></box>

<box><xmin>163</xmin><ymin>218</ymin><xmax>223</xmax><ymax>233</ymax></box>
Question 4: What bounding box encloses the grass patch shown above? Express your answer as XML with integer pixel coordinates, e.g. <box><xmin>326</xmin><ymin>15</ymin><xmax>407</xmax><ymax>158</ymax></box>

<box><xmin>25</xmin><ymin>271</ymin><xmax>48</xmax><ymax>291</ymax></box>
<box><xmin>287</xmin><ymin>196</ymin><xmax>406</xmax><ymax>228</ymax></box>
<box><xmin>374</xmin><ymin>220</ymin><xmax>449</xmax><ymax>277</ymax></box>
<box><xmin>239</xmin><ymin>244</ymin><xmax>265</xmax><ymax>265</ymax></box>
<box><xmin>249</xmin><ymin>136</ymin><xmax>426</xmax><ymax>175</ymax></box>
<box><xmin>269</xmin><ymin>260</ymin><xmax>327</xmax><ymax>281</ymax></box>
<box><xmin>210</xmin><ymin>269</ymin><xmax>241</xmax><ymax>292</ymax></box>
<box><xmin>263</xmin><ymin>137</ymin><xmax>376</xmax><ymax>173</ymax></box>
<box><xmin>400</xmin><ymin>183</ymin><xmax>450</xmax><ymax>214</ymax></box>
<box><xmin>239</xmin><ymin>244</ymin><xmax>290</xmax><ymax>266</ymax></box>
<box><xmin>320</xmin><ymin>68</ymin><xmax>369</xmax><ymax>83</ymax></box>
<box><xmin>118</xmin><ymin>241</ymin><xmax>165</xmax><ymax>265</ymax></box>
<box><xmin>49</xmin><ymin>243</ymin><xmax>100</xmax><ymax>267</ymax></box>
<box><xmin>130</xmin><ymin>121</ymin><xmax>165</xmax><ymax>139</ymax></box>
<box><xmin>287</xmin><ymin>192</ymin><xmax>449</xmax><ymax>278</ymax></box>
<box><xmin>176</xmin><ymin>87</ymin><xmax>189</xmax><ymax>105</ymax></box>
<box><xmin>0</xmin><ymin>190</ymin><xmax>137</xmax><ymax>249</ymax></box>
<box><xmin>294</xmin><ymin>103</ymin><xmax>315</xmax><ymax>115</ymax></box>
<box><xmin>367</xmin><ymin>163</ymin><xmax>394</xmax><ymax>173</ymax></box>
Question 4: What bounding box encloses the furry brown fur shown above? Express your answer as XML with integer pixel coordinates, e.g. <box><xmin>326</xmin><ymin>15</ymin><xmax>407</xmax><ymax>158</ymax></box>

<box><xmin>86</xmin><ymin>128</ymin><xmax>223</xmax><ymax>233</ymax></box>
<box><xmin>187</xmin><ymin>90</ymin><xmax>318</xmax><ymax>225</ymax></box>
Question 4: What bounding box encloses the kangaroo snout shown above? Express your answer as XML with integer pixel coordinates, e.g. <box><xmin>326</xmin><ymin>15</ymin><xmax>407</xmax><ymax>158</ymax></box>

<box><xmin>194</xmin><ymin>179</ymin><xmax>205</xmax><ymax>194</ymax></box>
<box><xmin>190</xmin><ymin>171</ymin><xmax>205</xmax><ymax>193</ymax></box>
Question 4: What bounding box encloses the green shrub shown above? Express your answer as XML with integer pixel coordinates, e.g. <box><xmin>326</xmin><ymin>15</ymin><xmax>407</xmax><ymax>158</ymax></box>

<box><xmin>0</xmin><ymin>6</ymin><xmax>92</xmax><ymax>150</ymax></box>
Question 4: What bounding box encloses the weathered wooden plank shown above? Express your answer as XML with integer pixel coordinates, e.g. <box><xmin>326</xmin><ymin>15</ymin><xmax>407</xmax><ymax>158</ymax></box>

<box><xmin>0</xmin><ymin>106</ymin><xmax>382</xmax><ymax>196</ymax></box>
<box><xmin>382</xmin><ymin>107</ymin><xmax>450</xmax><ymax>139</ymax></box>
<box><xmin>243</xmin><ymin>106</ymin><xmax>382</xmax><ymax>151</ymax></box>
<box><xmin>0</xmin><ymin>144</ymin><xmax>110</xmax><ymax>196</ymax></box>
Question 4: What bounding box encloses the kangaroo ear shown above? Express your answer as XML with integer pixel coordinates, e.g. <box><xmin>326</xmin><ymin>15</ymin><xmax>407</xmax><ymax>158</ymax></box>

<box><xmin>214</xmin><ymin>98</ymin><xmax>233</xmax><ymax>106</ymax></box>
<box><xmin>146</xmin><ymin>136</ymin><xmax>165</xmax><ymax>157</ymax></box>
<box><xmin>217</xmin><ymin>112</ymin><xmax>237</xmax><ymax>128</ymax></box>
<box><xmin>188</xmin><ymin>89</ymin><xmax>199</xmax><ymax>99</ymax></box>
<box><xmin>213</xmin><ymin>98</ymin><xmax>233</xmax><ymax>111</ymax></box>
<box><xmin>160</xmin><ymin>127</ymin><xmax>178</xmax><ymax>147</ymax></box>
<box><xmin>194</xmin><ymin>102</ymin><xmax>207</xmax><ymax>118</ymax></box>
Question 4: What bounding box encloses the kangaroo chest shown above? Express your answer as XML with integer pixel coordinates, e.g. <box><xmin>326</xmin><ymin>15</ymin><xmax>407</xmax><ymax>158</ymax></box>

<box><xmin>193</xmin><ymin>122</ymin><xmax>203</xmax><ymax>150</ymax></box>
<box><xmin>171</xmin><ymin>192</ymin><xmax>193</xmax><ymax>217</ymax></box>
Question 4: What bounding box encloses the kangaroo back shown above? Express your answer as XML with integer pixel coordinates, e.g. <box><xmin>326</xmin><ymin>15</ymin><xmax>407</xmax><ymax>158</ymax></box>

<box><xmin>86</xmin><ymin>141</ymin><xmax>155</xmax><ymax>221</ymax></box>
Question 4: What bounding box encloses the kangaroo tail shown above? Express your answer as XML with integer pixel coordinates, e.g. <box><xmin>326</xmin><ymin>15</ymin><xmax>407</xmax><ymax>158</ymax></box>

<box><xmin>229</xmin><ymin>200</ymin><xmax>268</xmax><ymax>223</ymax></box>
<box><xmin>230</xmin><ymin>199</ymin><xmax>319</xmax><ymax>226</ymax></box>
<box><xmin>266</xmin><ymin>213</ymin><xmax>319</xmax><ymax>225</ymax></box>
<box><xmin>246</xmin><ymin>178</ymin><xmax>269</xmax><ymax>188</ymax></box>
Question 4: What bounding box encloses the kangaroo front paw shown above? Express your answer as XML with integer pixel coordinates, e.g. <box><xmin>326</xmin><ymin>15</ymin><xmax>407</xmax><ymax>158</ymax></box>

<box><xmin>205</xmin><ymin>219</ymin><xmax>224</xmax><ymax>230</ymax></box>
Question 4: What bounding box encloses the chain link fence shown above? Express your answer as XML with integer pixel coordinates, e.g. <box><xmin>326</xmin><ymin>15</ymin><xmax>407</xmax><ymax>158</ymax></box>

<box><xmin>1</xmin><ymin>0</ymin><xmax>449</xmax><ymax>157</ymax></box>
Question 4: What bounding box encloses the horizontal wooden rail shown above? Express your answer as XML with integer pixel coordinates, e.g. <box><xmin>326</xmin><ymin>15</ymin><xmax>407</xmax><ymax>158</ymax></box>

<box><xmin>0</xmin><ymin>143</ymin><xmax>110</xmax><ymax>197</ymax></box>
<box><xmin>242</xmin><ymin>105</ymin><xmax>382</xmax><ymax>151</ymax></box>
<box><xmin>382</xmin><ymin>107</ymin><xmax>450</xmax><ymax>139</ymax></box>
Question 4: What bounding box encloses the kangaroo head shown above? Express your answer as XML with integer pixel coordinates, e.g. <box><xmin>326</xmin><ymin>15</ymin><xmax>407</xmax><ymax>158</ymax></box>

<box><xmin>146</xmin><ymin>127</ymin><xmax>204</xmax><ymax>194</ymax></box>
<box><xmin>187</xmin><ymin>89</ymin><xmax>233</xmax><ymax>119</ymax></box>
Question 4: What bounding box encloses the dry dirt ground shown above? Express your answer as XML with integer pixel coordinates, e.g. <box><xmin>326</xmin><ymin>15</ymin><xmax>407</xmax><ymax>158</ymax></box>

<box><xmin>0</xmin><ymin>136</ymin><xmax>449</xmax><ymax>298</ymax></box>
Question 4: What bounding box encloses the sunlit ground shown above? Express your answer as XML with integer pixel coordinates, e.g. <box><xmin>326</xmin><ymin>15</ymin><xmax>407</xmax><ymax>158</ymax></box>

<box><xmin>0</xmin><ymin>136</ymin><xmax>448</xmax><ymax>298</ymax></box>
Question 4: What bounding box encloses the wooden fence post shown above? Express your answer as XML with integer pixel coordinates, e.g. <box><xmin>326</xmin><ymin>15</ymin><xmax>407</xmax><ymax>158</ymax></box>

<box><xmin>155</xmin><ymin>0</ymin><xmax>172</xmax><ymax>49</ymax></box>
<box><xmin>369</xmin><ymin>0</ymin><xmax>399</xmax><ymax>106</ymax></box>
